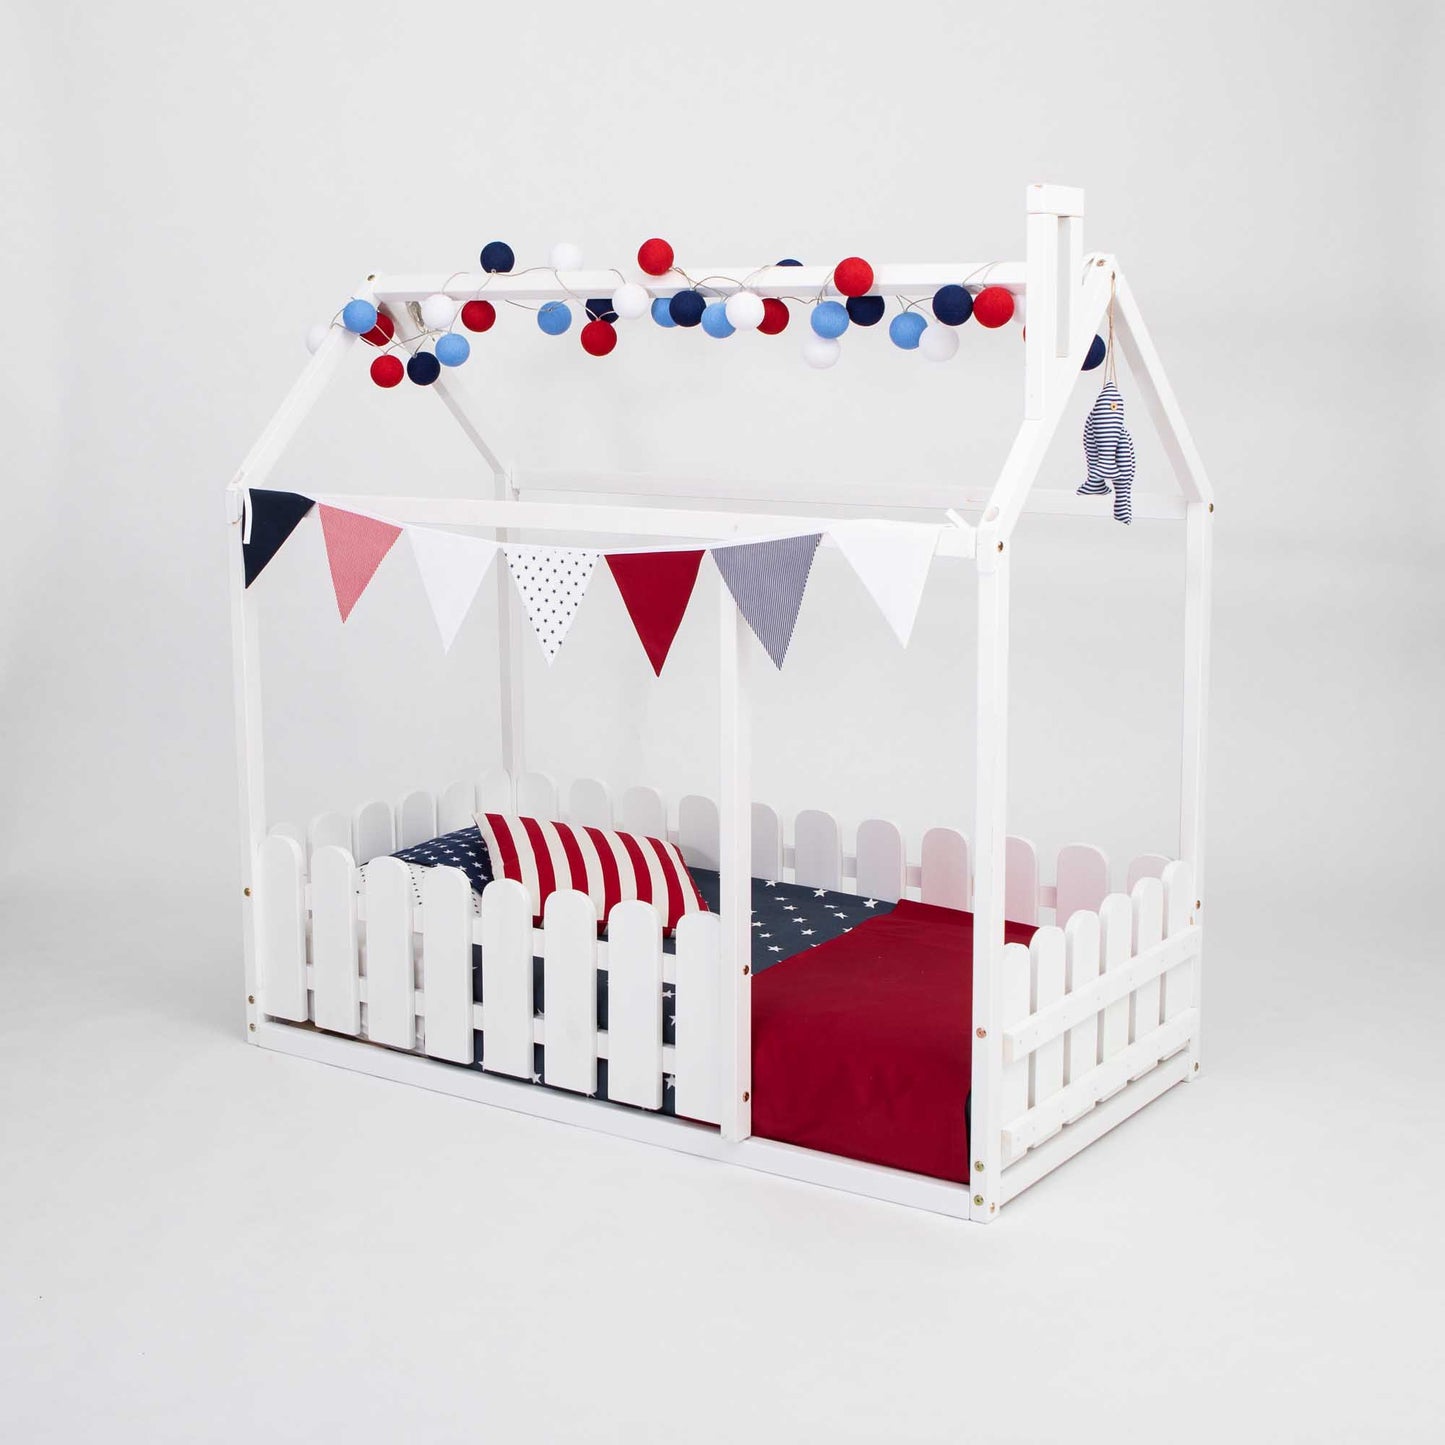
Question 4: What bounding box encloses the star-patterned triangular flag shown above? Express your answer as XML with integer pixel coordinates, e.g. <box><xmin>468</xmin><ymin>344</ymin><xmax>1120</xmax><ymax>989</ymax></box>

<box><xmin>605</xmin><ymin>549</ymin><xmax>705</xmax><ymax>675</ymax></box>
<box><xmin>407</xmin><ymin>527</ymin><xmax>500</xmax><ymax>652</ymax></box>
<box><xmin>318</xmin><ymin>504</ymin><xmax>402</xmax><ymax>622</ymax></box>
<box><xmin>828</xmin><ymin>520</ymin><xmax>942</xmax><ymax>646</ymax></box>
<box><xmin>503</xmin><ymin>544</ymin><xmax>599</xmax><ymax>664</ymax></box>
<box><xmin>711</xmin><ymin>533</ymin><xmax>822</xmax><ymax>668</ymax></box>
<box><xmin>242</xmin><ymin>489</ymin><xmax>314</xmax><ymax>587</ymax></box>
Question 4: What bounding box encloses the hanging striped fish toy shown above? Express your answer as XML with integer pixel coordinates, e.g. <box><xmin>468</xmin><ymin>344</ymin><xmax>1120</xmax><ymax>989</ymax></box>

<box><xmin>1076</xmin><ymin>380</ymin><xmax>1136</xmax><ymax>524</ymax></box>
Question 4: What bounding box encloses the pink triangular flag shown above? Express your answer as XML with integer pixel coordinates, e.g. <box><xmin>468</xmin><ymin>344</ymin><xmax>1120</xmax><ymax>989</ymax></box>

<box><xmin>318</xmin><ymin>505</ymin><xmax>402</xmax><ymax>621</ymax></box>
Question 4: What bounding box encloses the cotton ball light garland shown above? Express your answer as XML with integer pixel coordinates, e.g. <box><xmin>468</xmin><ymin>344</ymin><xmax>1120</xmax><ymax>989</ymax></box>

<box><xmin>637</xmin><ymin>237</ymin><xmax>675</xmax><ymax>275</ymax></box>
<box><xmin>306</xmin><ymin>322</ymin><xmax>331</xmax><ymax>354</ymax></box>
<box><xmin>758</xmin><ymin>298</ymin><xmax>790</xmax><ymax>334</ymax></box>
<box><xmin>612</xmin><ymin>282</ymin><xmax>651</xmax><ymax>320</ymax></box>
<box><xmin>834</xmin><ymin>256</ymin><xmax>873</xmax><ymax>297</ymax></box>
<box><xmin>889</xmin><ymin>311</ymin><xmax>927</xmax><ymax>350</ymax></box>
<box><xmin>651</xmin><ymin>297</ymin><xmax>678</xmax><ymax>328</ymax></box>
<box><xmin>972</xmin><ymin>286</ymin><xmax>1015</xmax><ymax>328</ymax></box>
<box><xmin>776</xmin><ymin>258</ymin><xmax>803</xmax><ymax>267</ymax></box>
<box><xmin>585</xmin><ymin>297</ymin><xmax>618</xmax><ymax>323</ymax></box>
<box><xmin>801</xmin><ymin>334</ymin><xmax>841</xmax><ymax>369</ymax></box>
<box><xmin>342</xmin><ymin>298</ymin><xmax>379</xmax><ymax>334</ymax></box>
<box><xmin>480</xmin><ymin>241</ymin><xmax>515</xmax><ymax>273</ymax></box>
<box><xmin>362</xmin><ymin>312</ymin><xmax>396</xmax><ymax>347</ymax></box>
<box><xmin>668</xmin><ymin>289</ymin><xmax>706</xmax><ymax>327</ymax></box>
<box><xmin>549</xmin><ymin>241</ymin><xmax>583</xmax><ymax>271</ymax></box>
<box><xmin>407</xmin><ymin>352</ymin><xmax>441</xmax><ymax>386</ymax></box>
<box><xmin>810</xmin><ymin>300</ymin><xmax>850</xmax><ymax>339</ymax></box>
<box><xmin>421</xmin><ymin>293</ymin><xmax>458</xmax><ymax>331</ymax></box>
<box><xmin>580</xmin><ymin>319</ymin><xmax>617</xmax><ymax>356</ymax></box>
<box><xmin>370</xmin><ymin>353</ymin><xmax>405</xmax><ymax>388</ymax></box>
<box><xmin>435</xmin><ymin>333</ymin><xmax>471</xmax><ymax>367</ymax></box>
<box><xmin>701</xmin><ymin>301</ymin><xmax>735</xmax><ymax>339</ymax></box>
<box><xmin>931</xmin><ymin>284</ymin><xmax>973</xmax><ymax>326</ymax></box>
<box><xmin>537</xmin><ymin>301</ymin><xmax>572</xmax><ymax>335</ymax></box>
<box><xmin>919</xmin><ymin>323</ymin><xmax>959</xmax><ymax>362</ymax></box>
<box><xmin>461</xmin><ymin>300</ymin><xmax>496</xmax><ymax>332</ymax></box>
<box><xmin>845</xmin><ymin>295</ymin><xmax>885</xmax><ymax>327</ymax></box>
<box><xmin>1082</xmin><ymin>334</ymin><xmax>1107</xmax><ymax>371</ymax></box>
<box><xmin>724</xmin><ymin>291</ymin><xmax>765</xmax><ymax>331</ymax></box>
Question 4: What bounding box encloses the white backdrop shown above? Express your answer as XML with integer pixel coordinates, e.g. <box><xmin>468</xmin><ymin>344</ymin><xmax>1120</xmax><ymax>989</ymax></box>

<box><xmin>2</xmin><ymin>3</ymin><xmax>1442</xmax><ymax>1439</ymax></box>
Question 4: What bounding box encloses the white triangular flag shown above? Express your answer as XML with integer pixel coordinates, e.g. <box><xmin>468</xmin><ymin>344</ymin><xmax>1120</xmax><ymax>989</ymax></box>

<box><xmin>407</xmin><ymin>527</ymin><xmax>499</xmax><ymax>651</ymax></box>
<box><xmin>829</xmin><ymin>520</ymin><xmax>943</xmax><ymax>646</ymax></box>
<box><xmin>503</xmin><ymin>544</ymin><xmax>600</xmax><ymax>664</ymax></box>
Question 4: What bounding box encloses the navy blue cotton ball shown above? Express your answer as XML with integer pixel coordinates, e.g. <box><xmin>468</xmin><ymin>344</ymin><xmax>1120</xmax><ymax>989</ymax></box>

<box><xmin>669</xmin><ymin>290</ymin><xmax>706</xmax><ymax>327</ymax></box>
<box><xmin>480</xmin><ymin>241</ymin><xmax>515</xmax><ymax>273</ymax></box>
<box><xmin>1082</xmin><ymin>334</ymin><xmax>1107</xmax><ymax>371</ymax></box>
<box><xmin>846</xmin><ymin>295</ymin><xmax>886</xmax><ymax>326</ymax></box>
<box><xmin>586</xmin><ymin>297</ymin><xmax>618</xmax><ymax>323</ymax></box>
<box><xmin>407</xmin><ymin>352</ymin><xmax>442</xmax><ymax>385</ymax></box>
<box><xmin>932</xmin><ymin>284</ymin><xmax>973</xmax><ymax>326</ymax></box>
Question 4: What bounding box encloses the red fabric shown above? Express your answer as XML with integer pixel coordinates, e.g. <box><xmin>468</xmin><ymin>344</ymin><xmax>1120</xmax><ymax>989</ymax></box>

<box><xmin>581</xmin><ymin>319</ymin><xmax>617</xmax><ymax>356</ymax></box>
<box><xmin>972</xmin><ymin>286</ymin><xmax>1016</xmax><ymax>328</ymax></box>
<box><xmin>461</xmin><ymin>299</ymin><xmax>496</xmax><ymax>332</ymax></box>
<box><xmin>605</xmin><ymin>550</ymin><xmax>704</xmax><ymax>674</ymax></box>
<box><xmin>834</xmin><ymin>256</ymin><xmax>874</xmax><ymax>297</ymax></box>
<box><xmin>751</xmin><ymin>900</ymin><xmax>1036</xmax><ymax>1183</ymax></box>
<box><xmin>637</xmin><ymin>237</ymin><xmax>675</xmax><ymax>275</ymax></box>
<box><xmin>362</xmin><ymin>311</ymin><xmax>396</xmax><ymax>347</ymax></box>
<box><xmin>369</xmin><ymin>354</ymin><xmax>404</xmax><ymax>388</ymax></box>
<box><xmin>758</xmin><ymin>298</ymin><xmax>790</xmax><ymax>334</ymax></box>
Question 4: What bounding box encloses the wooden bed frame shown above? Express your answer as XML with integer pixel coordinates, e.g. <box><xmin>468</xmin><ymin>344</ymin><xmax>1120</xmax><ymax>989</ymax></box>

<box><xmin>227</xmin><ymin>183</ymin><xmax>1214</xmax><ymax>1221</ymax></box>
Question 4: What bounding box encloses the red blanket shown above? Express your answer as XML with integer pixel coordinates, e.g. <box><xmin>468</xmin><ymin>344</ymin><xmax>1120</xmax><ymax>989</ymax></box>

<box><xmin>751</xmin><ymin>900</ymin><xmax>1036</xmax><ymax>1183</ymax></box>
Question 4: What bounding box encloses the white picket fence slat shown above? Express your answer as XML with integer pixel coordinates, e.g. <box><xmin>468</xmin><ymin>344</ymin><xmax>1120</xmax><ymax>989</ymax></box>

<box><xmin>1028</xmin><ymin>927</ymin><xmax>1066</xmax><ymax>1140</ymax></box>
<box><xmin>793</xmin><ymin>809</ymin><xmax>842</xmax><ymax>890</ymax></box>
<box><xmin>477</xmin><ymin>768</ymin><xmax>514</xmax><ymax>813</ymax></box>
<box><xmin>751</xmin><ymin>802</ymin><xmax>783</xmax><ymax>880</ymax></box>
<box><xmin>1160</xmin><ymin>860</ymin><xmax>1196</xmax><ymax>1030</ymax></box>
<box><xmin>438</xmin><ymin>778</ymin><xmax>477</xmax><ymax>834</ymax></box>
<box><xmin>421</xmin><ymin>866</ymin><xmax>474</xmax><ymax>1064</ymax></box>
<box><xmin>1005</xmin><ymin>835</ymin><xmax>1039</xmax><ymax>924</ymax></box>
<box><xmin>605</xmin><ymin>901</ymin><xmax>664</xmax><ymax>1109</ymax></box>
<box><xmin>1097</xmin><ymin>892</ymin><xmax>1133</xmax><ymax>1096</ymax></box>
<box><xmin>1055</xmin><ymin>843</ymin><xmax>1109</xmax><ymax>926</ymax></box>
<box><xmin>308</xmin><ymin>811</ymin><xmax>352</xmax><ymax>860</ymax></box>
<box><xmin>920</xmin><ymin>826</ymin><xmax>969</xmax><ymax>909</ymax></box>
<box><xmin>1126</xmin><ymin>853</ymin><xmax>1170</xmax><ymax>891</ymax></box>
<box><xmin>396</xmin><ymin>789</ymin><xmax>437</xmax><ymax>850</ymax></box>
<box><xmin>620</xmin><ymin>785</ymin><xmax>667</xmax><ymax>841</ymax></box>
<box><xmin>364</xmin><ymin>856</ymin><xmax>416</xmax><ymax>1049</ymax></box>
<box><xmin>1063</xmin><ymin>908</ymin><xmax>1102</xmax><ymax>1093</ymax></box>
<box><xmin>517</xmin><ymin>770</ymin><xmax>557</xmax><ymax>821</ymax></box>
<box><xmin>479</xmin><ymin>879</ymin><xmax>535</xmax><ymax>1078</ymax></box>
<box><xmin>673</xmin><ymin>911</ymin><xmax>722</xmax><ymax>1123</ymax></box>
<box><xmin>678</xmin><ymin>794</ymin><xmax>720</xmax><ymax>870</ymax></box>
<box><xmin>855</xmin><ymin>817</ymin><xmax>905</xmax><ymax>903</ymax></box>
<box><xmin>353</xmin><ymin>798</ymin><xmax>395</xmax><ymax>864</ymax></box>
<box><xmin>542</xmin><ymin>890</ymin><xmax>598</xmax><ymax>1094</ymax></box>
<box><xmin>568</xmin><ymin>777</ymin><xmax>612</xmax><ymax>829</ymax></box>
<box><xmin>311</xmin><ymin>845</ymin><xmax>360</xmax><ymax>1035</ymax></box>
<box><xmin>1129</xmin><ymin>875</ymin><xmax>1165</xmax><ymax>1075</ymax></box>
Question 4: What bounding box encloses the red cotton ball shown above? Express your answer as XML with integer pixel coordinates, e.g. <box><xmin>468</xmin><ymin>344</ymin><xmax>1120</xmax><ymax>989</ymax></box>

<box><xmin>834</xmin><ymin>256</ymin><xmax>873</xmax><ymax>298</ymax></box>
<box><xmin>580</xmin><ymin>319</ymin><xmax>617</xmax><ymax>356</ymax></box>
<box><xmin>460</xmin><ymin>299</ymin><xmax>496</xmax><ymax>332</ymax></box>
<box><xmin>361</xmin><ymin>311</ymin><xmax>396</xmax><ymax>347</ymax></box>
<box><xmin>758</xmin><ymin>298</ymin><xmax>790</xmax><ymax>335</ymax></box>
<box><xmin>637</xmin><ymin>237</ymin><xmax>675</xmax><ymax>276</ymax></box>
<box><xmin>370</xmin><ymin>353</ymin><xmax>405</xmax><ymax>388</ymax></box>
<box><xmin>973</xmin><ymin>286</ymin><xmax>1016</xmax><ymax>328</ymax></box>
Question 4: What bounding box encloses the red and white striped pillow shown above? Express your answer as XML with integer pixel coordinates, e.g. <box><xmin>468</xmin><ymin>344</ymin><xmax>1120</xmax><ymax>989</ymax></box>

<box><xmin>474</xmin><ymin>812</ymin><xmax>707</xmax><ymax>934</ymax></box>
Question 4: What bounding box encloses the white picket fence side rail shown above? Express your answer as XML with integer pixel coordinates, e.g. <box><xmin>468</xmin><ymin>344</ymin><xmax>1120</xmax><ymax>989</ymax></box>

<box><xmin>255</xmin><ymin>835</ymin><xmax>725</xmax><ymax>1125</ymax></box>
<box><xmin>997</xmin><ymin>860</ymin><xmax>1197</xmax><ymax>1172</ymax></box>
<box><xmin>274</xmin><ymin>770</ymin><xmax>1180</xmax><ymax>924</ymax></box>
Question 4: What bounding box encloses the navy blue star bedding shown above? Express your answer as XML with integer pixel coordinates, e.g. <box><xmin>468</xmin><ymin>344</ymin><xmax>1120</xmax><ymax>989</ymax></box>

<box><xmin>371</xmin><ymin>826</ymin><xmax>897</xmax><ymax>1114</ymax></box>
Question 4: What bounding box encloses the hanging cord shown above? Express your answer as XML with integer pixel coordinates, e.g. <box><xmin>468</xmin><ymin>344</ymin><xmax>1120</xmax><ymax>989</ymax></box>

<box><xmin>1105</xmin><ymin>271</ymin><xmax>1118</xmax><ymax>384</ymax></box>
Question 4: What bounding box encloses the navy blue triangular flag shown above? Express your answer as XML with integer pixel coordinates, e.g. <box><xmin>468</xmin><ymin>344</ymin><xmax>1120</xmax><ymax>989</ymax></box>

<box><xmin>243</xmin><ymin>490</ymin><xmax>315</xmax><ymax>587</ymax></box>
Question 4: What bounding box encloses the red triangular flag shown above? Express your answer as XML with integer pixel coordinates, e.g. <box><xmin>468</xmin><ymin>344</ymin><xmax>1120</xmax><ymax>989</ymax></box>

<box><xmin>605</xmin><ymin>549</ymin><xmax>705</xmax><ymax>675</ymax></box>
<box><xmin>318</xmin><ymin>505</ymin><xmax>402</xmax><ymax>621</ymax></box>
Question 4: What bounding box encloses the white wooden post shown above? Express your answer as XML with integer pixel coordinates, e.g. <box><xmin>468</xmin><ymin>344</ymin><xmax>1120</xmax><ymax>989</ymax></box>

<box><xmin>1181</xmin><ymin>500</ymin><xmax>1212</xmax><ymax>1074</ymax></box>
<box><xmin>1023</xmin><ymin>183</ymin><xmax>1085</xmax><ymax>419</ymax></box>
<box><xmin>718</xmin><ymin>594</ymin><xmax>752</xmax><ymax>1141</ymax></box>
<box><xmin>228</xmin><ymin>489</ymin><xmax>265</xmax><ymax>1042</ymax></box>
<box><xmin>970</xmin><ymin>541</ymin><xmax>1010</xmax><ymax>1221</ymax></box>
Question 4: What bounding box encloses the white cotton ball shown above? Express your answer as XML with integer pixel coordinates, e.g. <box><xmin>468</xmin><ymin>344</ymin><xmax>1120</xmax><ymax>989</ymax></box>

<box><xmin>421</xmin><ymin>293</ymin><xmax>458</xmax><ymax>331</ymax></box>
<box><xmin>919</xmin><ymin>323</ymin><xmax>960</xmax><ymax>362</ymax></box>
<box><xmin>305</xmin><ymin>322</ymin><xmax>331</xmax><ymax>354</ymax></box>
<box><xmin>725</xmin><ymin>291</ymin><xmax>766</xmax><ymax>331</ymax></box>
<box><xmin>550</xmin><ymin>241</ymin><xmax>583</xmax><ymax>271</ymax></box>
<box><xmin>611</xmin><ymin>282</ymin><xmax>650</xmax><ymax>320</ymax></box>
<box><xmin>801</xmin><ymin>334</ymin><xmax>841</xmax><ymax>369</ymax></box>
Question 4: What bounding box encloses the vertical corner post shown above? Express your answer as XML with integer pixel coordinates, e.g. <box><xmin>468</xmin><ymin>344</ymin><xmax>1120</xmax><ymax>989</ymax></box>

<box><xmin>970</xmin><ymin>542</ymin><xmax>1011</xmax><ymax>1219</ymax></box>
<box><xmin>718</xmin><ymin>594</ymin><xmax>752</xmax><ymax>1142</ymax></box>
<box><xmin>1181</xmin><ymin>500</ymin><xmax>1212</xmax><ymax>1072</ymax></box>
<box><xmin>1024</xmin><ymin>184</ymin><xmax>1085</xmax><ymax>420</ymax></box>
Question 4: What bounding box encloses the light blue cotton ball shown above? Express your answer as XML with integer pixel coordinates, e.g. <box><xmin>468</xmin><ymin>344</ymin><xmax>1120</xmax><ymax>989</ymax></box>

<box><xmin>811</xmin><ymin>300</ymin><xmax>850</xmax><ymax>339</ymax></box>
<box><xmin>651</xmin><ymin>297</ymin><xmax>678</xmax><ymax>328</ymax></box>
<box><xmin>889</xmin><ymin>311</ymin><xmax>927</xmax><ymax>350</ymax></box>
<box><xmin>537</xmin><ymin>301</ymin><xmax>572</xmax><ymax>336</ymax></box>
<box><xmin>342</xmin><ymin>298</ymin><xmax>379</xmax><ymax>334</ymax></box>
<box><xmin>435</xmin><ymin>332</ymin><xmax>471</xmax><ymax>367</ymax></box>
<box><xmin>701</xmin><ymin>301</ymin><xmax>735</xmax><ymax>338</ymax></box>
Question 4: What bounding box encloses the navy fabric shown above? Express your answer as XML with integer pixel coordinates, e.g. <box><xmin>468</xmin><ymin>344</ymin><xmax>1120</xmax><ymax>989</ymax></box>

<box><xmin>242</xmin><ymin>489</ymin><xmax>314</xmax><ymax>587</ymax></box>
<box><xmin>392</xmin><ymin>825</ymin><xmax>494</xmax><ymax>894</ymax></box>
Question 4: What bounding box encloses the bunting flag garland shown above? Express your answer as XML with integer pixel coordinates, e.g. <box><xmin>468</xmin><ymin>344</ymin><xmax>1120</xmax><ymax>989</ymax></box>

<box><xmin>503</xmin><ymin>544</ymin><xmax>600</xmax><ymax>664</ymax></box>
<box><xmin>242</xmin><ymin>489</ymin><xmax>314</xmax><ymax>587</ymax></box>
<box><xmin>829</xmin><ymin>519</ymin><xmax>943</xmax><ymax>646</ymax></box>
<box><xmin>407</xmin><ymin>526</ymin><xmax>500</xmax><ymax>651</ymax></box>
<box><xmin>711</xmin><ymin>533</ymin><xmax>822</xmax><ymax>669</ymax></box>
<box><xmin>605</xmin><ymin>549</ymin><xmax>705</xmax><ymax>675</ymax></box>
<box><xmin>318</xmin><ymin>504</ymin><xmax>403</xmax><ymax>621</ymax></box>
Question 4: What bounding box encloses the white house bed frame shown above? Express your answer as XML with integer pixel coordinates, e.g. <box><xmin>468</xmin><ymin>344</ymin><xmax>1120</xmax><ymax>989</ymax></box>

<box><xmin>228</xmin><ymin>184</ymin><xmax>1213</xmax><ymax>1222</ymax></box>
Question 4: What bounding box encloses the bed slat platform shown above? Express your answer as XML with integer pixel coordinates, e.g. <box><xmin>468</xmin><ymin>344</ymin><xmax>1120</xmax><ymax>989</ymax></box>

<box><xmin>230</xmin><ymin>183</ymin><xmax>1213</xmax><ymax>1221</ymax></box>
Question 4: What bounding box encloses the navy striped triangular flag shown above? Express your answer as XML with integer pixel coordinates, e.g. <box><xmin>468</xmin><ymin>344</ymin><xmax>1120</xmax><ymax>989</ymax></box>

<box><xmin>711</xmin><ymin>534</ymin><xmax>822</xmax><ymax>668</ymax></box>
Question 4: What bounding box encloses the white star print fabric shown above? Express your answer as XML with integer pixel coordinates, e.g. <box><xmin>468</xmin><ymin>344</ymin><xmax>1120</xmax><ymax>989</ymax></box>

<box><xmin>503</xmin><ymin>544</ymin><xmax>600</xmax><ymax>664</ymax></box>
